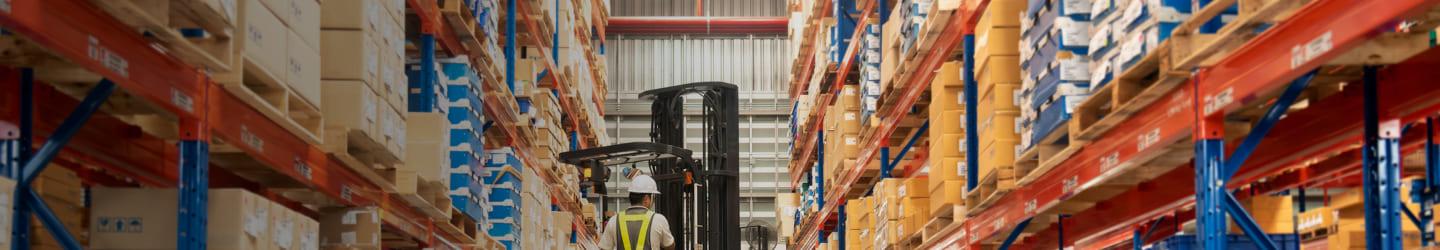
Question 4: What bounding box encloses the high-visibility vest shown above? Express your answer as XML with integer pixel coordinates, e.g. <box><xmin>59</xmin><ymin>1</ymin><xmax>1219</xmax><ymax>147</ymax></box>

<box><xmin>617</xmin><ymin>210</ymin><xmax>657</xmax><ymax>250</ymax></box>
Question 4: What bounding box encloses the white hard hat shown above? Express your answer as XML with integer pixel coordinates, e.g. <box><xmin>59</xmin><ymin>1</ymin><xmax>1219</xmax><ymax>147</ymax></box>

<box><xmin>628</xmin><ymin>175</ymin><xmax>661</xmax><ymax>195</ymax></box>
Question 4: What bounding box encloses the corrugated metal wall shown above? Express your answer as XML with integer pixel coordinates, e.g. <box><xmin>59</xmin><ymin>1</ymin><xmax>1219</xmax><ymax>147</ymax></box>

<box><xmin>611</xmin><ymin>0</ymin><xmax>786</xmax><ymax>17</ymax></box>
<box><xmin>605</xmin><ymin>35</ymin><xmax>791</xmax><ymax>100</ymax></box>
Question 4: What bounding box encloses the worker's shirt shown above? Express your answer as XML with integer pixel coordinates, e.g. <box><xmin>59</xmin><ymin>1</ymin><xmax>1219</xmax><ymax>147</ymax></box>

<box><xmin>599</xmin><ymin>206</ymin><xmax>674</xmax><ymax>250</ymax></box>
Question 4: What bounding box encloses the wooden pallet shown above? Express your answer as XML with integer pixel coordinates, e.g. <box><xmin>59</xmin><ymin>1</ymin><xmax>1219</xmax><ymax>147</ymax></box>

<box><xmin>923</xmin><ymin>202</ymin><xmax>965</xmax><ymax>241</ymax></box>
<box><xmin>439</xmin><ymin>0</ymin><xmax>481</xmax><ymax>43</ymax></box>
<box><xmin>1013</xmin><ymin>128</ymin><xmax>1084</xmax><ymax>185</ymax></box>
<box><xmin>1299</xmin><ymin>225</ymin><xmax>1338</xmax><ymax>242</ymax></box>
<box><xmin>386</xmin><ymin>169</ymin><xmax>453</xmax><ymax>220</ymax></box>
<box><xmin>964</xmin><ymin>167</ymin><xmax>1016</xmax><ymax>214</ymax></box>
<box><xmin>91</xmin><ymin>0</ymin><xmax>235</xmax><ymax>72</ymax></box>
<box><xmin>214</xmin><ymin>52</ymin><xmax>324</xmax><ymax>144</ymax></box>
<box><xmin>324</xmin><ymin>128</ymin><xmax>402</xmax><ymax>193</ymax></box>
<box><xmin>438</xmin><ymin>207</ymin><xmax>481</xmax><ymax>244</ymax></box>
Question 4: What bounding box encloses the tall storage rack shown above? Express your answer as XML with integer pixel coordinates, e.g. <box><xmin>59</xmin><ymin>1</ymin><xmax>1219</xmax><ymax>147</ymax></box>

<box><xmin>786</xmin><ymin>0</ymin><xmax>1440</xmax><ymax>249</ymax></box>
<box><xmin>0</xmin><ymin>0</ymin><xmax>608</xmax><ymax>248</ymax></box>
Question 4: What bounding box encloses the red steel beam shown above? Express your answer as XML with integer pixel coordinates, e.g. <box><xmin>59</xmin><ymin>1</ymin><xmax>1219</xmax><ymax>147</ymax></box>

<box><xmin>607</xmin><ymin>17</ymin><xmax>788</xmax><ymax>34</ymax></box>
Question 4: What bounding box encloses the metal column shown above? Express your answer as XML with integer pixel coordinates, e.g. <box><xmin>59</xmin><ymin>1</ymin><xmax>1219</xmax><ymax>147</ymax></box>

<box><xmin>1362</xmin><ymin>66</ymin><xmax>1404</xmax><ymax>250</ymax></box>
<box><xmin>14</xmin><ymin>78</ymin><xmax>117</xmax><ymax>250</ymax></box>
<box><xmin>8</xmin><ymin>68</ymin><xmax>34</xmax><ymax>250</ymax></box>
<box><xmin>412</xmin><ymin>34</ymin><xmax>438</xmax><ymax>112</ymax></box>
<box><xmin>505</xmin><ymin>0</ymin><xmax>518</xmax><ymax>91</ymax></box>
<box><xmin>177</xmin><ymin>95</ymin><xmax>210</xmax><ymax>250</ymax></box>
<box><xmin>963</xmin><ymin>34</ymin><xmax>978</xmax><ymax>191</ymax></box>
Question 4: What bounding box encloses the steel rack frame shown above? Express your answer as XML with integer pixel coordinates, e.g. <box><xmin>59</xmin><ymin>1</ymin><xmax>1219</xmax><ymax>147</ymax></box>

<box><xmin>410</xmin><ymin>0</ymin><xmax>609</xmax><ymax>246</ymax></box>
<box><xmin>915</xmin><ymin>0</ymin><xmax>1440</xmax><ymax>249</ymax></box>
<box><xmin>0</xmin><ymin>0</ymin><xmax>470</xmax><ymax>248</ymax></box>
<box><xmin>789</xmin><ymin>0</ymin><xmax>991</xmax><ymax>248</ymax></box>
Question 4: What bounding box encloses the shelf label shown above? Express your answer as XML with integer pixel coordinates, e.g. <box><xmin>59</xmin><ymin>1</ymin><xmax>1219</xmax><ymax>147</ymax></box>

<box><xmin>1202</xmin><ymin>87</ymin><xmax>1234</xmax><ymax>116</ymax></box>
<box><xmin>1100</xmin><ymin>152</ymin><xmax>1120</xmax><ymax>173</ymax></box>
<box><xmin>1024</xmin><ymin>199</ymin><xmax>1037</xmax><ymax>215</ymax></box>
<box><xmin>1062</xmin><ymin>176</ymin><xmax>1079</xmax><ymax>196</ymax></box>
<box><xmin>293</xmin><ymin>158</ymin><xmax>312</xmax><ymax>180</ymax></box>
<box><xmin>1291</xmin><ymin>31</ymin><xmax>1334</xmax><ymax>70</ymax></box>
<box><xmin>992</xmin><ymin>217</ymin><xmax>1007</xmax><ymax>232</ymax></box>
<box><xmin>1136</xmin><ymin>128</ymin><xmax>1160</xmax><ymax>151</ymax></box>
<box><xmin>87</xmin><ymin>36</ymin><xmax>129</xmax><ymax>78</ymax></box>
<box><xmin>340</xmin><ymin>185</ymin><xmax>354</xmax><ymax>202</ymax></box>
<box><xmin>239</xmin><ymin>125</ymin><xmax>265</xmax><ymax>153</ymax></box>
<box><xmin>171</xmin><ymin>89</ymin><xmax>195</xmax><ymax>113</ymax></box>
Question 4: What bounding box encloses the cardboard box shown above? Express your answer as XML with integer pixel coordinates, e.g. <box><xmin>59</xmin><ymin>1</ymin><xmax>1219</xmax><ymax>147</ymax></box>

<box><xmin>979</xmin><ymin>114</ymin><xmax>1019</xmax><ymax>145</ymax></box>
<box><xmin>319</xmin><ymin>207</ymin><xmax>382</xmax><ymax>249</ymax></box>
<box><xmin>930</xmin><ymin>85</ymin><xmax>964</xmax><ymax>112</ymax></box>
<box><xmin>290</xmin><ymin>0</ymin><xmax>321</xmax><ymax>49</ymax></box>
<box><xmin>837</xmin><ymin>85</ymin><xmax>862</xmax><ymax>111</ymax></box>
<box><xmin>977</xmin><ymin>56</ymin><xmax>1022</xmax><ymax>86</ymax></box>
<box><xmin>91</xmin><ymin>188</ymin><xmax>271</xmax><ymax>250</ymax></box>
<box><xmin>320</xmin><ymin>0</ymin><xmax>385</xmax><ymax>31</ymax></box>
<box><xmin>288</xmin><ymin>29</ymin><xmax>322</xmax><ymax>107</ymax></box>
<box><xmin>835</xmin><ymin>109</ymin><xmax>863</xmax><ymax>134</ymax></box>
<box><xmin>899</xmin><ymin>177</ymin><xmax>928</xmax><ymax>198</ymax></box>
<box><xmin>976</xmin><ymin>27</ymin><xmax>1021</xmax><ymax>62</ymax></box>
<box><xmin>976</xmin><ymin>0</ymin><xmax>1024</xmax><ymax>29</ymax></box>
<box><xmin>382</xmin><ymin>106</ymin><xmax>406</xmax><ymax>159</ymax></box>
<box><xmin>929</xmin><ymin>157</ymin><xmax>965</xmax><ymax>186</ymax></box>
<box><xmin>935</xmin><ymin>110</ymin><xmax>965</xmax><ymax>134</ymax></box>
<box><xmin>405</xmin><ymin>112</ymin><xmax>450</xmax><ymax>183</ymax></box>
<box><xmin>320</xmin><ymin>30</ymin><xmax>380</xmax><ymax>85</ymax></box>
<box><xmin>928</xmin><ymin>180</ymin><xmax>965</xmax><ymax>213</ymax></box>
<box><xmin>935</xmin><ymin>61</ymin><xmax>963</xmax><ymax>87</ymax></box>
<box><xmin>978</xmin><ymin>138</ymin><xmax>1018</xmax><ymax>178</ymax></box>
<box><xmin>979</xmin><ymin>83</ymin><xmax>1019</xmax><ymax>115</ymax></box>
<box><xmin>934</xmin><ymin>134</ymin><xmax>965</xmax><ymax>157</ymax></box>
<box><xmin>0</xmin><ymin>177</ymin><xmax>13</xmax><ymax>247</ymax></box>
<box><xmin>838</xmin><ymin>133</ymin><xmax>862</xmax><ymax>157</ymax></box>
<box><xmin>239</xmin><ymin>0</ymin><xmax>290</xmax><ymax>80</ymax></box>
<box><xmin>321</xmin><ymin>80</ymin><xmax>382</xmax><ymax>138</ymax></box>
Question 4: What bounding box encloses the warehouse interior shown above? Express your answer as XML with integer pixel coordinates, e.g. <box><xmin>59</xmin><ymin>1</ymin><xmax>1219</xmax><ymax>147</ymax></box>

<box><xmin>2</xmin><ymin>0</ymin><xmax>1440</xmax><ymax>249</ymax></box>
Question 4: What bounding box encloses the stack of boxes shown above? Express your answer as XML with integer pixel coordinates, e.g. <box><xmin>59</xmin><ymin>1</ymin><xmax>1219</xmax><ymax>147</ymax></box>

<box><xmin>845</xmin><ymin>197</ymin><xmax>873</xmax><ymax>250</ymax></box>
<box><xmin>1088</xmin><ymin>0</ymin><xmax>1198</xmax><ymax>93</ymax></box>
<box><xmin>1017</xmin><ymin>0</ymin><xmax>1094</xmax><ymax>152</ymax></box>
<box><xmin>90</xmin><ymin>188</ymin><xmax>320</xmax><ymax>250</ymax></box>
<box><xmin>859</xmin><ymin>22</ymin><xmax>884</xmax><ymax>127</ymax></box>
<box><xmin>484</xmin><ymin>148</ymin><xmax>526</xmax><ymax>249</ymax></box>
<box><xmin>322</xmin><ymin>0</ymin><xmax>410</xmax><ymax>161</ymax></box>
<box><xmin>822</xmin><ymin>85</ymin><xmax>864</xmax><ymax>189</ymax></box>
<box><xmin>519</xmin><ymin>165</ymin><xmax>555</xmax><ymax>249</ymax></box>
<box><xmin>231</xmin><ymin>0</ymin><xmax>324</xmax><ymax>119</ymax></box>
<box><xmin>974</xmin><ymin>1</ymin><xmax>1026</xmax><ymax>185</ymax></box>
<box><xmin>928</xmin><ymin>62</ymin><xmax>966</xmax><ymax>214</ymax></box>
<box><xmin>777</xmin><ymin>193</ymin><xmax>802</xmax><ymax>242</ymax></box>
<box><xmin>897</xmin><ymin>0</ymin><xmax>934</xmax><ymax>58</ymax></box>
<box><xmin>896</xmin><ymin>177</ymin><xmax>930</xmax><ymax>242</ymax></box>
<box><xmin>440</xmin><ymin>57</ymin><xmax>490</xmax><ymax>223</ymax></box>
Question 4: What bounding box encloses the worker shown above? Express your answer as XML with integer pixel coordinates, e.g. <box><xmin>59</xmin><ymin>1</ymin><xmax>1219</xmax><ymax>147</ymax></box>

<box><xmin>599</xmin><ymin>174</ymin><xmax>675</xmax><ymax>250</ymax></box>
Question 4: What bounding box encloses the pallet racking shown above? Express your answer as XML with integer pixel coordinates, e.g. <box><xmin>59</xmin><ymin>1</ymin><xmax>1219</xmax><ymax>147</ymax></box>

<box><xmin>787</xmin><ymin>0</ymin><xmax>1440</xmax><ymax>249</ymax></box>
<box><xmin>0</xmin><ymin>0</ymin><xmax>609</xmax><ymax>248</ymax></box>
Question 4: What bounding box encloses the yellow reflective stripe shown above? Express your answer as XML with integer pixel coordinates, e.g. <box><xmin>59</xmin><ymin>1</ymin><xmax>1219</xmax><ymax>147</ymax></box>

<box><xmin>619</xmin><ymin>213</ymin><xmax>635</xmax><ymax>249</ymax></box>
<box><xmin>637</xmin><ymin>212</ymin><xmax>654</xmax><ymax>249</ymax></box>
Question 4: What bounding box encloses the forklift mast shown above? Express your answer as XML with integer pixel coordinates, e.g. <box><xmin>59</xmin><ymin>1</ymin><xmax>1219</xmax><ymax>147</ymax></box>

<box><xmin>640</xmin><ymin>82</ymin><xmax>740</xmax><ymax>250</ymax></box>
<box><xmin>559</xmin><ymin>82</ymin><xmax>740</xmax><ymax>249</ymax></box>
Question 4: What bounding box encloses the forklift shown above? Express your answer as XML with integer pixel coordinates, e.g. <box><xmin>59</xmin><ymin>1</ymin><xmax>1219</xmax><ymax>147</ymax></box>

<box><xmin>560</xmin><ymin>82</ymin><xmax>741</xmax><ymax>250</ymax></box>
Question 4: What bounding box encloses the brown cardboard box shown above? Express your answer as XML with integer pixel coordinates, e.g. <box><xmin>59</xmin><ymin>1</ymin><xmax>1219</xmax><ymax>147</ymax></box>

<box><xmin>405</xmin><ymin>112</ymin><xmax>450</xmax><ymax>183</ymax></box>
<box><xmin>838</xmin><ymin>133</ymin><xmax>862</xmax><ymax>157</ymax></box>
<box><xmin>835</xmin><ymin>108</ymin><xmax>863</xmax><ymax>134</ymax></box>
<box><xmin>289</xmin><ymin>0</ymin><xmax>322</xmax><ymax>49</ymax></box>
<box><xmin>930</xmin><ymin>85</ymin><xmax>963</xmax><ymax>112</ymax></box>
<box><xmin>929</xmin><ymin>180</ymin><xmax>965</xmax><ymax>213</ymax></box>
<box><xmin>319</xmin><ymin>207</ymin><xmax>383</xmax><ymax>249</ymax></box>
<box><xmin>899</xmin><ymin>177</ymin><xmax>928</xmax><ymax>198</ymax></box>
<box><xmin>321</xmin><ymin>0</ymin><xmax>385</xmax><ymax>31</ymax></box>
<box><xmin>322</xmin><ymin>80</ymin><xmax>382</xmax><ymax>138</ymax></box>
<box><xmin>320</xmin><ymin>30</ymin><xmax>380</xmax><ymax>85</ymax></box>
<box><xmin>976</xmin><ymin>27</ymin><xmax>1021</xmax><ymax>63</ymax></box>
<box><xmin>935</xmin><ymin>61</ymin><xmax>963</xmax><ymax>87</ymax></box>
<box><xmin>929</xmin><ymin>157</ymin><xmax>965</xmax><ymax>186</ymax></box>
<box><xmin>978</xmin><ymin>138</ymin><xmax>1018</xmax><ymax>178</ymax></box>
<box><xmin>980</xmin><ymin>114</ymin><xmax>1019</xmax><ymax>147</ymax></box>
<box><xmin>292</xmin><ymin>210</ymin><xmax>320</xmax><ymax>250</ymax></box>
<box><xmin>902</xmin><ymin>197</ymin><xmax>929</xmax><ymax>237</ymax></box>
<box><xmin>977</xmin><ymin>56</ymin><xmax>1022</xmax><ymax>86</ymax></box>
<box><xmin>288</xmin><ymin>29</ymin><xmax>322</xmax><ymax>108</ymax></box>
<box><xmin>936</xmin><ymin>110</ymin><xmax>965</xmax><ymax>135</ymax></box>
<box><xmin>837</xmin><ymin>85</ymin><xmax>861</xmax><ymax>111</ymax></box>
<box><xmin>91</xmin><ymin>188</ymin><xmax>270</xmax><ymax>250</ymax></box>
<box><xmin>935</xmin><ymin>134</ymin><xmax>965</xmax><ymax>157</ymax></box>
<box><xmin>382</xmin><ymin>106</ymin><xmax>406</xmax><ymax>157</ymax></box>
<box><xmin>976</xmin><ymin>0</ymin><xmax>1024</xmax><ymax>29</ymax></box>
<box><xmin>240</xmin><ymin>0</ymin><xmax>290</xmax><ymax>80</ymax></box>
<box><xmin>0</xmin><ymin>177</ymin><xmax>13</xmax><ymax>247</ymax></box>
<box><xmin>1229</xmin><ymin>195</ymin><xmax>1294</xmax><ymax>234</ymax></box>
<box><xmin>979</xmin><ymin>83</ymin><xmax>1019</xmax><ymax>115</ymax></box>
